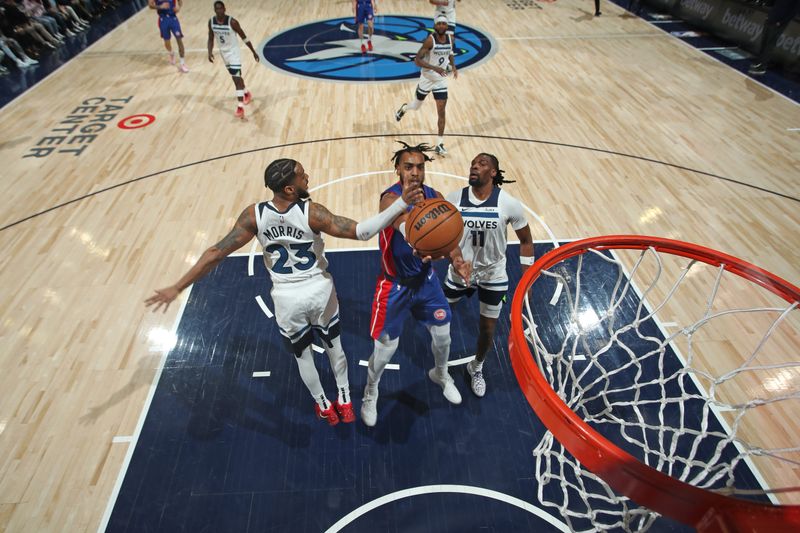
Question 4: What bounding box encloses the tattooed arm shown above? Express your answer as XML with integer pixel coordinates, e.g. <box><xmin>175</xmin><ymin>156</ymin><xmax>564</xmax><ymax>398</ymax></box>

<box><xmin>145</xmin><ymin>205</ymin><xmax>258</xmax><ymax>312</ymax></box>
<box><xmin>308</xmin><ymin>202</ymin><xmax>359</xmax><ymax>239</ymax></box>
<box><xmin>309</xmin><ymin>181</ymin><xmax>422</xmax><ymax>240</ymax></box>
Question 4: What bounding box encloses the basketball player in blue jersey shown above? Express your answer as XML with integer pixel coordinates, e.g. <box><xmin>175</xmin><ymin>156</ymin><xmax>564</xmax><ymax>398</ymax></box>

<box><xmin>353</xmin><ymin>0</ymin><xmax>377</xmax><ymax>54</ymax></box>
<box><xmin>148</xmin><ymin>0</ymin><xmax>188</xmax><ymax>73</ymax></box>
<box><xmin>394</xmin><ymin>16</ymin><xmax>457</xmax><ymax>156</ymax></box>
<box><xmin>443</xmin><ymin>153</ymin><xmax>533</xmax><ymax>397</ymax></box>
<box><xmin>146</xmin><ymin>159</ymin><xmax>423</xmax><ymax>427</ymax></box>
<box><xmin>361</xmin><ymin>142</ymin><xmax>471</xmax><ymax>427</ymax></box>
<box><xmin>208</xmin><ymin>1</ymin><xmax>260</xmax><ymax>119</ymax></box>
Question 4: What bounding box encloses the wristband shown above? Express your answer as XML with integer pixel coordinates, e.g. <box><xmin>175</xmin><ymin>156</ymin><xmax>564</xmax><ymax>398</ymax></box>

<box><xmin>520</xmin><ymin>255</ymin><xmax>534</xmax><ymax>266</ymax></box>
<box><xmin>244</xmin><ymin>38</ymin><xmax>251</xmax><ymax>44</ymax></box>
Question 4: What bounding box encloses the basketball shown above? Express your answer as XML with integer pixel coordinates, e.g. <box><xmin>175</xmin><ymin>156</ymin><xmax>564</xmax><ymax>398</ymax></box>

<box><xmin>405</xmin><ymin>198</ymin><xmax>463</xmax><ymax>259</ymax></box>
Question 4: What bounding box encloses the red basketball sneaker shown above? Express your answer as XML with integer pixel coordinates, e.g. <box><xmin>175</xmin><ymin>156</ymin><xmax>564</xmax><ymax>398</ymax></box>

<box><xmin>333</xmin><ymin>401</ymin><xmax>355</xmax><ymax>423</ymax></box>
<box><xmin>361</xmin><ymin>43</ymin><xmax>366</xmax><ymax>54</ymax></box>
<box><xmin>243</xmin><ymin>91</ymin><xmax>252</xmax><ymax>105</ymax></box>
<box><xmin>367</xmin><ymin>40</ymin><xmax>373</xmax><ymax>52</ymax></box>
<box><xmin>235</xmin><ymin>106</ymin><xmax>244</xmax><ymax>119</ymax></box>
<box><xmin>315</xmin><ymin>404</ymin><xmax>340</xmax><ymax>426</ymax></box>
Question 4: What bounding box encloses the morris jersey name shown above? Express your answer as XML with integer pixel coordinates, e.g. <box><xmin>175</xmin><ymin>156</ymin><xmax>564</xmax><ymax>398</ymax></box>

<box><xmin>262</xmin><ymin>225</ymin><xmax>305</xmax><ymax>240</ymax></box>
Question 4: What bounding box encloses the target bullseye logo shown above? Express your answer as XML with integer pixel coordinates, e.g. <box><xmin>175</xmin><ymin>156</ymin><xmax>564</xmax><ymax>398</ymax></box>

<box><xmin>117</xmin><ymin>114</ymin><xmax>156</xmax><ymax>129</ymax></box>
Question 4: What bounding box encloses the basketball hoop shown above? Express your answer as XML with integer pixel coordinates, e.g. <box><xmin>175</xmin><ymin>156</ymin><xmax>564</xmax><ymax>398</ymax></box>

<box><xmin>508</xmin><ymin>235</ymin><xmax>800</xmax><ymax>532</ymax></box>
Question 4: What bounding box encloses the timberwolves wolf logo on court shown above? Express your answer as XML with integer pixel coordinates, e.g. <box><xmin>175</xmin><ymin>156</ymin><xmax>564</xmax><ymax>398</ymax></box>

<box><xmin>260</xmin><ymin>16</ymin><xmax>496</xmax><ymax>82</ymax></box>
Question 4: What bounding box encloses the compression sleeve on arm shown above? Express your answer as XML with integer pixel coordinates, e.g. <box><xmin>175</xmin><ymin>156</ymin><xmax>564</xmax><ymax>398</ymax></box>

<box><xmin>355</xmin><ymin>196</ymin><xmax>408</xmax><ymax>241</ymax></box>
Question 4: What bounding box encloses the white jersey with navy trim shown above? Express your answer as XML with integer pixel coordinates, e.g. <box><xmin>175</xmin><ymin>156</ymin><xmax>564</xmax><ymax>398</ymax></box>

<box><xmin>445</xmin><ymin>186</ymin><xmax>528</xmax><ymax>275</ymax></box>
<box><xmin>210</xmin><ymin>15</ymin><xmax>242</xmax><ymax>67</ymax></box>
<box><xmin>434</xmin><ymin>0</ymin><xmax>456</xmax><ymax>21</ymax></box>
<box><xmin>421</xmin><ymin>33</ymin><xmax>453</xmax><ymax>82</ymax></box>
<box><xmin>254</xmin><ymin>200</ymin><xmax>328</xmax><ymax>284</ymax></box>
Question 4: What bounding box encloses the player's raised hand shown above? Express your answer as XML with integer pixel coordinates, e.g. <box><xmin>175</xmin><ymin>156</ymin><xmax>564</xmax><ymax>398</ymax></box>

<box><xmin>401</xmin><ymin>179</ymin><xmax>424</xmax><ymax>205</ymax></box>
<box><xmin>208</xmin><ymin>52</ymin><xmax>214</xmax><ymax>63</ymax></box>
<box><xmin>252</xmin><ymin>50</ymin><xmax>260</xmax><ymax>62</ymax></box>
<box><xmin>145</xmin><ymin>286</ymin><xmax>180</xmax><ymax>313</ymax></box>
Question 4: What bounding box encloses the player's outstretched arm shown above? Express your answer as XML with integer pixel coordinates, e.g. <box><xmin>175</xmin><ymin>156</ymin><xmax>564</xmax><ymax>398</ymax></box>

<box><xmin>145</xmin><ymin>206</ymin><xmax>257</xmax><ymax>313</ymax></box>
<box><xmin>232</xmin><ymin>19</ymin><xmax>260</xmax><ymax>62</ymax></box>
<box><xmin>515</xmin><ymin>224</ymin><xmax>534</xmax><ymax>273</ymax></box>
<box><xmin>311</xmin><ymin>182</ymin><xmax>423</xmax><ymax>240</ymax></box>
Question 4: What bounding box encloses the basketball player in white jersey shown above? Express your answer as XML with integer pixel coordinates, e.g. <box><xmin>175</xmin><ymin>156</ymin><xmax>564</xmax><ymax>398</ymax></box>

<box><xmin>394</xmin><ymin>15</ymin><xmax>457</xmax><ymax>156</ymax></box>
<box><xmin>444</xmin><ymin>153</ymin><xmax>534</xmax><ymax>397</ymax></box>
<box><xmin>146</xmin><ymin>159</ymin><xmax>423</xmax><ymax>427</ymax></box>
<box><xmin>430</xmin><ymin>0</ymin><xmax>458</xmax><ymax>36</ymax></box>
<box><xmin>207</xmin><ymin>1</ymin><xmax>260</xmax><ymax>119</ymax></box>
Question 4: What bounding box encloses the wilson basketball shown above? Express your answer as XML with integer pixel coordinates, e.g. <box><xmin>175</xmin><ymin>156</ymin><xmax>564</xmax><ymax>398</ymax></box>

<box><xmin>405</xmin><ymin>198</ymin><xmax>463</xmax><ymax>259</ymax></box>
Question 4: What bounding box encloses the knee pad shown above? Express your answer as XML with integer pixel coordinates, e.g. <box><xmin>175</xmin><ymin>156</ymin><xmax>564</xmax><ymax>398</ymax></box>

<box><xmin>479</xmin><ymin>300</ymin><xmax>503</xmax><ymax>320</ymax></box>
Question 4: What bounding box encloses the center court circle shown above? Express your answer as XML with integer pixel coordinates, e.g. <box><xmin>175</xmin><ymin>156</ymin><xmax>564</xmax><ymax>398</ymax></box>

<box><xmin>259</xmin><ymin>16</ymin><xmax>497</xmax><ymax>83</ymax></box>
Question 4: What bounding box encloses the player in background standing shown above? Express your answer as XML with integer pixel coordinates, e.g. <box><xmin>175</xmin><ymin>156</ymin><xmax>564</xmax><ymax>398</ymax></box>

<box><xmin>353</xmin><ymin>0</ymin><xmax>377</xmax><ymax>54</ymax></box>
<box><xmin>146</xmin><ymin>158</ymin><xmax>423</xmax><ymax>426</ymax></box>
<box><xmin>443</xmin><ymin>153</ymin><xmax>533</xmax><ymax>397</ymax></box>
<box><xmin>208</xmin><ymin>1</ymin><xmax>260</xmax><ymax>119</ymax></box>
<box><xmin>394</xmin><ymin>15</ymin><xmax>457</xmax><ymax>156</ymax></box>
<box><xmin>430</xmin><ymin>0</ymin><xmax>458</xmax><ymax>36</ymax></box>
<box><xmin>148</xmin><ymin>0</ymin><xmax>188</xmax><ymax>73</ymax></box>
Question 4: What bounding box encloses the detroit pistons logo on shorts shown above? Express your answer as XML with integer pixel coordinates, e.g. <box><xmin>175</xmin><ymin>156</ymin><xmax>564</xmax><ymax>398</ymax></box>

<box><xmin>433</xmin><ymin>308</ymin><xmax>447</xmax><ymax>321</ymax></box>
<box><xmin>259</xmin><ymin>16</ymin><xmax>496</xmax><ymax>83</ymax></box>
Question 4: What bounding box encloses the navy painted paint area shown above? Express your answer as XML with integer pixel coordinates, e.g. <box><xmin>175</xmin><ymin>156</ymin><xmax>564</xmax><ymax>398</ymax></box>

<box><xmin>108</xmin><ymin>245</ymin><xmax>760</xmax><ymax>532</ymax></box>
<box><xmin>0</xmin><ymin>0</ymin><xmax>149</xmax><ymax>109</ymax></box>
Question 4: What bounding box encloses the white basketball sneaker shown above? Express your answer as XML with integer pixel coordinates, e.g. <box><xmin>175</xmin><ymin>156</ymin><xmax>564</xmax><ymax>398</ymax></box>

<box><xmin>361</xmin><ymin>386</ymin><xmax>379</xmax><ymax>427</ymax></box>
<box><xmin>467</xmin><ymin>360</ymin><xmax>486</xmax><ymax>397</ymax></box>
<box><xmin>428</xmin><ymin>368</ymin><xmax>462</xmax><ymax>404</ymax></box>
<box><xmin>434</xmin><ymin>143</ymin><xmax>447</xmax><ymax>156</ymax></box>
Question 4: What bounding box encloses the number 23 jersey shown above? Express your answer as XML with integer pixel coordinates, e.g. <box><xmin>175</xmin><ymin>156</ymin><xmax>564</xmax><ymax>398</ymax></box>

<box><xmin>254</xmin><ymin>200</ymin><xmax>328</xmax><ymax>284</ymax></box>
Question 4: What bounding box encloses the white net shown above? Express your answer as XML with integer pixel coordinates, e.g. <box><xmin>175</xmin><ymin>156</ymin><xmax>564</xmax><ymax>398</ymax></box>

<box><xmin>519</xmin><ymin>243</ymin><xmax>800</xmax><ymax>532</ymax></box>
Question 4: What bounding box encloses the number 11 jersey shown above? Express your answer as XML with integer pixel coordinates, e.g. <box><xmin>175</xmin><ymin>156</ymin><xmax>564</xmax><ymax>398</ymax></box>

<box><xmin>445</xmin><ymin>187</ymin><xmax>528</xmax><ymax>274</ymax></box>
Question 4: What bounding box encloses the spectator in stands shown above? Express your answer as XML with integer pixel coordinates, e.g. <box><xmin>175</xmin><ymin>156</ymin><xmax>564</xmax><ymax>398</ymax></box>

<box><xmin>1</xmin><ymin>1</ymin><xmax>61</xmax><ymax>51</ymax></box>
<box><xmin>748</xmin><ymin>0</ymin><xmax>800</xmax><ymax>75</ymax></box>
<box><xmin>0</xmin><ymin>29</ymin><xmax>40</xmax><ymax>67</ymax></box>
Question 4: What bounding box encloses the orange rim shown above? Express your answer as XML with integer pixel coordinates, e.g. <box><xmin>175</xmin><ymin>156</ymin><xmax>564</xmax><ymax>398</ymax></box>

<box><xmin>508</xmin><ymin>235</ymin><xmax>800</xmax><ymax>529</ymax></box>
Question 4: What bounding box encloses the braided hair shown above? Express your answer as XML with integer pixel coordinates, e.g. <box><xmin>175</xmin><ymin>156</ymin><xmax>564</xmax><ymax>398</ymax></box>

<box><xmin>479</xmin><ymin>152</ymin><xmax>516</xmax><ymax>187</ymax></box>
<box><xmin>264</xmin><ymin>158</ymin><xmax>297</xmax><ymax>192</ymax></box>
<box><xmin>390</xmin><ymin>140</ymin><xmax>435</xmax><ymax>168</ymax></box>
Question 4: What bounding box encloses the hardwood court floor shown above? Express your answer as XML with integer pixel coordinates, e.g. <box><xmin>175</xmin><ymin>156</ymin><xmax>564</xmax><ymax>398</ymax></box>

<box><xmin>0</xmin><ymin>0</ymin><xmax>798</xmax><ymax>531</ymax></box>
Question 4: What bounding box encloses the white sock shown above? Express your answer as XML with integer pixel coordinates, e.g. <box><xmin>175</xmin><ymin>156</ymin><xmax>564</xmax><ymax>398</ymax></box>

<box><xmin>470</xmin><ymin>359</ymin><xmax>484</xmax><ymax>372</ymax></box>
<box><xmin>437</xmin><ymin>136</ymin><xmax>444</xmax><ymax>146</ymax></box>
<box><xmin>407</xmin><ymin>99</ymin><xmax>423</xmax><ymax>111</ymax></box>
<box><xmin>367</xmin><ymin>335</ymin><xmax>399</xmax><ymax>390</ymax></box>
<box><xmin>179</xmin><ymin>57</ymin><xmax>185</xmax><ymax>65</ymax></box>
<box><xmin>324</xmin><ymin>336</ymin><xmax>350</xmax><ymax>404</ymax></box>
<box><xmin>236</xmin><ymin>89</ymin><xmax>244</xmax><ymax>100</ymax></box>
<box><xmin>428</xmin><ymin>323</ymin><xmax>452</xmax><ymax>373</ymax></box>
<box><xmin>294</xmin><ymin>346</ymin><xmax>330</xmax><ymax>409</ymax></box>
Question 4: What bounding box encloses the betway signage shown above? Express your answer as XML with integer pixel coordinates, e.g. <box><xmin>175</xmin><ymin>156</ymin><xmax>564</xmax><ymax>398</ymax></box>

<box><xmin>643</xmin><ymin>0</ymin><xmax>800</xmax><ymax>66</ymax></box>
